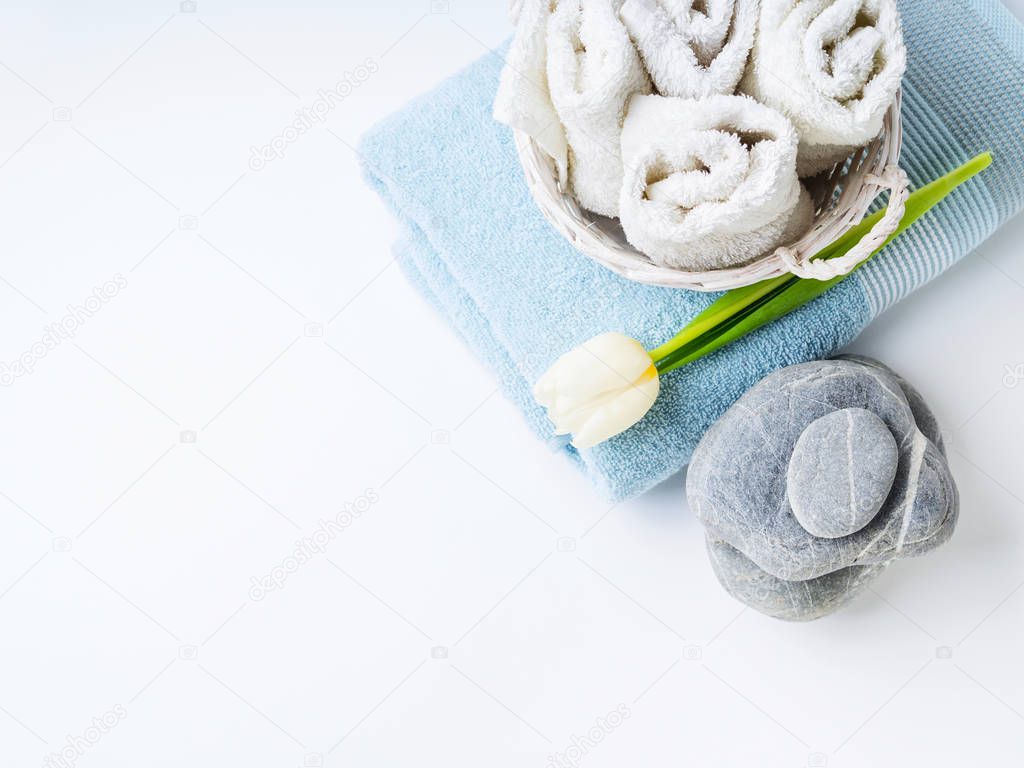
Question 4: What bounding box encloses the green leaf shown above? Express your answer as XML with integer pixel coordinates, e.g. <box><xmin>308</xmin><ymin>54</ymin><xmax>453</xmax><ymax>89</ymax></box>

<box><xmin>648</xmin><ymin>274</ymin><xmax>790</xmax><ymax>363</ymax></box>
<box><xmin>814</xmin><ymin>151</ymin><xmax>992</xmax><ymax>263</ymax></box>
<box><xmin>652</xmin><ymin>152</ymin><xmax>992</xmax><ymax>375</ymax></box>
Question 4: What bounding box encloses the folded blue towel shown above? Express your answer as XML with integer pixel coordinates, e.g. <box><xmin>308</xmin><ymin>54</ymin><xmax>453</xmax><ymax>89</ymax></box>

<box><xmin>361</xmin><ymin>0</ymin><xmax>1024</xmax><ymax>501</ymax></box>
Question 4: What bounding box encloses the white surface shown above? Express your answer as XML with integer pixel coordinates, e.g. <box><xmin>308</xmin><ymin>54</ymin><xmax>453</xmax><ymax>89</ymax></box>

<box><xmin>1</xmin><ymin>2</ymin><xmax>1023</xmax><ymax>766</ymax></box>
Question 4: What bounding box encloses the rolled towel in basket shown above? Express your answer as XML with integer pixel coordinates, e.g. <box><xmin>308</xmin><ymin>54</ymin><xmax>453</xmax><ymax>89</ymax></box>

<box><xmin>740</xmin><ymin>0</ymin><xmax>906</xmax><ymax>177</ymax></box>
<box><xmin>618</xmin><ymin>94</ymin><xmax>814</xmax><ymax>270</ymax></box>
<box><xmin>620</xmin><ymin>0</ymin><xmax>757</xmax><ymax>98</ymax></box>
<box><xmin>547</xmin><ymin>0</ymin><xmax>652</xmax><ymax>216</ymax></box>
<box><xmin>494</xmin><ymin>0</ymin><xmax>569</xmax><ymax>182</ymax></box>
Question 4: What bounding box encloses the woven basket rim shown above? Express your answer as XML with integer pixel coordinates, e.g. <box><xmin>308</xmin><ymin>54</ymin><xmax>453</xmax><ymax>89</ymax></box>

<box><xmin>514</xmin><ymin>91</ymin><xmax>906</xmax><ymax>292</ymax></box>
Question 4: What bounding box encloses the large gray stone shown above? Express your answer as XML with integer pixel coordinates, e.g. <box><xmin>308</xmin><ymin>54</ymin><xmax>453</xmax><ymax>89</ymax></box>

<box><xmin>687</xmin><ymin>357</ymin><xmax>958</xmax><ymax>621</ymax></box>
<box><xmin>838</xmin><ymin>354</ymin><xmax>947</xmax><ymax>455</ymax></box>
<box><xmin>787</xmin><ymin>408</ymin><xmax>898</xmax><ymax>539</ymax></box>
<box><xmin>706</xmin><ymin>538</ymin><xmax>888</xmax><ymax>622</ymax></box>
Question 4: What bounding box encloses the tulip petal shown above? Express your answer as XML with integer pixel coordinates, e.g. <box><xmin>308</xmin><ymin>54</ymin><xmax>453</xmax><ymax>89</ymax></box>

<box><xmin>572</xmin><ymin>365</ymin><xmax>660</xmax><ymax>449</ymax></box>
<box><xmin>562</xmin><ymin>333</ymin><xmax>654</xmax><ymax>394</ymax></box>
<box><xmin>536</xmin><ymin>333</ymin><xmax>654</xmax><ymax>406</ymax></box>
<box><xmin>534</xmin><ymin>332</ymin><xmax>662</xmax><ymax>449</ymax></box>
<box><xmin>549</xmin><ymin>382</ymin><xmax>633</xmax><ymax>435</ymax></box>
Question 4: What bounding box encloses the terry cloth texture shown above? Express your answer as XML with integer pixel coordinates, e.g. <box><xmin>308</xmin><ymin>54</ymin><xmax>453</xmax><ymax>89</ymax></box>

<box><xmin>740</xmin><ymin>0</ymin><xmax>907</xmax><ymax>176</ymax></box>
<box><xmin>617</xmin><ymin>93</ymin><xmax>813</xmax><ymax>269</ymax></box>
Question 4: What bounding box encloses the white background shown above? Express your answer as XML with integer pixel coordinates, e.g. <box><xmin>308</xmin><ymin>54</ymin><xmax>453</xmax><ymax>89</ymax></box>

<box><xmin>1</xmin><ymin>2</ymin><xmax>1023</xmax><ymax>766</ymax></box>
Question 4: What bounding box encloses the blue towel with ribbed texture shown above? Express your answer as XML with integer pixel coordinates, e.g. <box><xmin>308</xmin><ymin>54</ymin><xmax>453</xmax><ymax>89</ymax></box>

<box><xmin>361</xmin><ymin>0</ymin><xmax>1024</xmax><ymax>500</ymax></box>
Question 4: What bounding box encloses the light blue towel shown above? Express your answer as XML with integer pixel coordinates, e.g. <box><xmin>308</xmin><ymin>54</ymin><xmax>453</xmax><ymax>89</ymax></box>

<box><xmin>361</xmin><ymin>0</ymin><xmax>1024</xmax><ymax>501</ymax></box>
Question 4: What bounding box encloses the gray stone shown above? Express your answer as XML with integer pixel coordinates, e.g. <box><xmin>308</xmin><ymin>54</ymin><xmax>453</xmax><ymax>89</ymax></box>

<box><xmin>786</xmin><ymin>408</ymin><xmax>898</xmax><ymax>539</ymax></box>
<box><xmin>706</xmin><ymin>538</ymin><xmax>888</xmax><ymax>622</ymax></box>
<box><xmin>839</xmin><ymin>354</ymin><xmax>947</xmax><ymax>455</ymax></box>
<box><xmin>687</xmin><ymin>356</ymin><xmax>958</xmax><ymax>621</ymax></box>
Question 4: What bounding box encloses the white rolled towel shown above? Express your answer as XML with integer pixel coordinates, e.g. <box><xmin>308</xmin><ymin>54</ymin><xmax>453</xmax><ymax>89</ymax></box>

<box><xmin>620</xmin><ymin>0</ymin><xmax>758</xmax><ymax>98</ymax></box>
<box><xmin>494</xmin><ymin>0</ymin><xmax>569</xmax><ymax>183</ymax></box>
<box><xmin>740</xmin><ymin>0</ymin><xmax>906</xmax><ymax>177</ymax></box>
<box><xmin>547</xmin><ymin>0</ymin><xmax>652</xmax><ymax>217</ymax></box>
<box><xmin>619</xmin><ymin>94</ymin><xmax>814</xmax><ymax>270</ymax></box>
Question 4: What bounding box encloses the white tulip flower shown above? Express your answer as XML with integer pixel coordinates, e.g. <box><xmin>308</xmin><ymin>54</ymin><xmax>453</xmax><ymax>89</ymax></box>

<box><xmin>533</xmin><ymin>332</ymin><xmax>660</xmax><ymax>449</ymax></box>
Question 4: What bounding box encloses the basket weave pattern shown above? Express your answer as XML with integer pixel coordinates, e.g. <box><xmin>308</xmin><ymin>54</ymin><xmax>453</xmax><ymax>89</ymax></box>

<box><xmin>515</xmin><ymin>91</ymin><xmax>907</xmax><ymax>291</ymax></box>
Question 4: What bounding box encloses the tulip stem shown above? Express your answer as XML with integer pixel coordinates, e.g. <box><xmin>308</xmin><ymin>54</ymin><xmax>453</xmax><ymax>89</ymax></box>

<box><xmin>648</xmin><ymin>152</ymin><xmax>993</xmax><ymax>376</ymax></box>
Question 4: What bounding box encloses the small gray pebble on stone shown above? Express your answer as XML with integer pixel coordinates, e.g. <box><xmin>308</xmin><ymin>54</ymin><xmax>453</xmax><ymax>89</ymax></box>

<box><xmin>687</xmin><ymin>356</ymin><xmax>958</xmax><ymax>621</ymax></box>
<box><xmin>787</xmin><ymin>408</ymin><xmax>898</xmax><ymax>539</ymax></box>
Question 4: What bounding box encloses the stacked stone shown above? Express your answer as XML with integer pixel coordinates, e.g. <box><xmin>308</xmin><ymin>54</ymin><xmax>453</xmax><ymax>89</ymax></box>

<box><xmin>687</xmin><ymin>356</ymin><xmax>958</xmax><ymax>621</ymax></box>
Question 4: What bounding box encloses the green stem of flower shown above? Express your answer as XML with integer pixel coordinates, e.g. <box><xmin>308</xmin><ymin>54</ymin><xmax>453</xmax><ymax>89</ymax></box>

<box><xmin>648</xmin><ymin>275</ymin><xmax>787</xmax><ymax>364</ymax></box>
<box><xmin>653</xmin><ymin>275</ymin><xmax>796</xmax><ymax>373</ymax></box>
<box><xmin>650</xmin><ymin>152</ymin><xmax>994</xmax><ymax>376</ymax></box>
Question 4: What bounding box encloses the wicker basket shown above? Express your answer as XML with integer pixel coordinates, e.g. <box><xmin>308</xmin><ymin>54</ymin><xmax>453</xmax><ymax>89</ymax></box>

<box><xmin>514</xmin><ymin>91</ymin><xmax>908</xmax><ymax>291</ymax></box>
